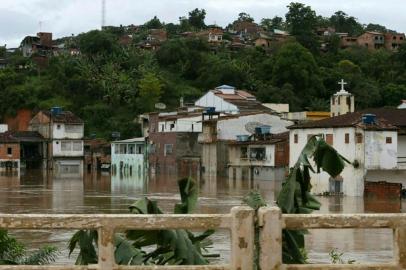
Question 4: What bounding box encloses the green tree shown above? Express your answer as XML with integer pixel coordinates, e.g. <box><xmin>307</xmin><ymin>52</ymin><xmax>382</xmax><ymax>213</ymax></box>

<box><xmin>144</xmin><ymin>16</ymin><xmax>163</xmax><ymax>29</ymax></box>
<box><xmin>237</xmin><ymin>12</ymin><xmax>254</xmax><ymax>22</ymax></box>
<box><xmin>138</xmin><ymin>72</ymin><xmax>162</xmax><ymax>112</ymax></box>
<box><xmin>381</xmin><ymin>84</ymin><xmax>406</xmax><ymax>106</ymax></box>
<box><xmin>365</xmin><ymin>23</ymin><xmax>387</xmax><ymax>33</ymax></box>
<box><xmin>0</xmin><ymin>46</ymin><xmax>6</xmax><ymax>57</ymax></box>
<box><xmin>260</xmin><ymin>16</ymin><xmax>285</xmax><ymax>31</ymax></box>
<box><xmin>285</xmin><ymin>2</ymin><xmax>319</xmax><ymax>51</ymax></box>
<box><xmin>272</xmin><ymin>42</ymin><xmax>325</xmax><ymax>108</ymax></box>
<box><xmin>77</xmin><ymin>30</ymin><xmax>117</xmax><ymax>55</ymax></box>
<box><xmin>329</xmin><ymin>11</ymin><xmax>364</xmax><ymax>36</ymax></box>
<box><xmin>188</xmin><ymin>8</ymin><xmax>206</xmax><ymax>29</ymax></box>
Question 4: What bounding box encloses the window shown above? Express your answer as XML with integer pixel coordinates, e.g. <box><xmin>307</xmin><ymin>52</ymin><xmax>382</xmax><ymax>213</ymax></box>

<box><xmin>164</xmin><ymin>144</ymin><xmax>173</xmax><ymax>156</ymax></box>
<box><xmin>345</xmin><ymin>133</ymin><xmax>350</xmax><ymax>144</ymax></box>
<box><xmin>250</xmin><ymin>148</ymin><xmax>266</xmax><ymax>161</ymax></box>
<box><xmin>161</xmin><ymin>124</ymin><xmax>164</xmax><ymax>132</ymax></box>
<box><xmin>7</xmin><ymin>147</ymin><xmax>12</xmax><ymax>155</ymax></box>
<box><xmin>347</xmin><ymin>96</ymin><xmax>351</xmax><ymax>106</ymax></box>
<box><xmin>386</xmin><ymin>137</ymin><xmax>392</xmax><ymax>144</ymax></box>
<box><xmin>326</xmin><ymin>134</ymin><xmax>333</xmax><ymax>145</ymax></box>
<box><xmin>356</xmin><ymin>133</ymin><xmax>363</xmax><ymax>144</ymax></box>
<box><xmin>136</xmin><ymin>145</ymin><xmax>144</xmax><ymax>154</ymax></box>
<box><xmin>119</xmin><ymin>144</ymin><xmax>127</xmax><ymax>154</ymax></box>
<box><xmin>240</xmin><ymin>147</ymin><xmax>248</xmax><ymax>159</ymax></box>
<box><xmin>332</xmin><ymin>98</ymin><xmax>335</xmax><ymax>105</ymax></box>
<box><xmin>72</xmin><ymin>142</ymin><xmax>82</xmax><ymax>151</ymax></box>
<box><xmin>170</xmin><ymin>123</ymin><xmax>175</xmax><ymax>131</ymax></box>
<box><xmin>65</xmin><ymin>125</ymin><xmax>82</xmax><ymax>133</ymax></box>
<box><xmin>338</xmin><ymin>97</ymin><xmax>340</xmax><ymax>105</ymax></box>
<box><xmin>401</xmin><ymin>36</ymin><xmax>404</xmax><ymax>40</ymax></box>
<box><xmin>294</xmin><ymin>134</ymin><xmax>298</xmax><ymax>144</ymax></box>
<box><xmin>61</xmin><ymin>142</ymin><xmax>72</xmax><ymax>151</ymax></box>
<box><xmin>276</xmin><ymin>143</ymin><xmax>284</xmax><ymax>152</ymax></box>
<box><xmin>128</xmin><ymin>144</ymin><xmax>135</xmax><ymax>154</ymax></box>
<box><xmin>57</xmin><ymin>124</ymin><xmax>61</xmax><ymax>129</ymax></box>
<box><xmin>114</xmin><ymin>144</ymin><xmax>119</xmax><ymax>154</ymax></box>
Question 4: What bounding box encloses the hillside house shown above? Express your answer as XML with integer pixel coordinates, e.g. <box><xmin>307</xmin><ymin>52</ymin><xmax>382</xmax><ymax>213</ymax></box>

<box><xmin>195</xmin><ymin>85</ymin><xmax>271</xmax><ymax>114</ymax></box>
<box><xmin>195</xmin><ymin>28</ymin><xmax>224</xmax><ymax>43</ymax></box>
<box><xmin>228</xmin><ymin>131</ymin><xmax>289</xmax><ymax>181</ymax></box>
<box><xmin>29</xmin><ymin>108</ymin><xmax>84</xmax><ymax>176</ymax></box>
<box><xmin>357</xmin><ymin>31</ymin><xmax>385</xmax><ymax>50</ymax></box>
<box><xmin>111</xmin><ymin>138</ymin><xmax>147</xmax><ymax>176</ymax></box>
<box><xmin>199</xmin><ymin>112</ymin><xmax>293</xmax><ymax>176</ymax></box>
<box><xmin>84</xmin><ymin>139</ymin><xmax>111</xmax><ymax>172</ymax></box>
<box><xmin>20</xmin><ymin>32</ymin><xmax>56</xmax><ymax>57</ymax></box>
<box><xmin>384</xmin><ymin>33</ymin><xmax>405</xmax><ymax>51</ymax></box>
<box><xmin>0</xmin><ymin>132</ymin><xmax>20</xmax><ymax>172</ymax></box>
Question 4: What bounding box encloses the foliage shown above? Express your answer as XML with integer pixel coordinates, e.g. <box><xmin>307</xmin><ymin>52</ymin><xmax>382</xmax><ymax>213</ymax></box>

<box><xmin>329</xmin><ymin>249</ymin><xmax>355</xmax><ymax>264</ymax></box>
<box><xmin>244</xmin><ymin>135</ymin><xmax>350</xmax><ymax>265</ymax></box>
<box><xmin>0</xmin><ymin>230</ymin><xmax>58</xmax><ymax>265</ymax></box>
<box><xmin>1</xmin><ymin>4</ymin><xmax>405</xmax><ymax>138</ymax></box>
<box><xmin>69</xmin><ymin>178</ymin><xmax>215</xmax><ymax>266</ymax></box>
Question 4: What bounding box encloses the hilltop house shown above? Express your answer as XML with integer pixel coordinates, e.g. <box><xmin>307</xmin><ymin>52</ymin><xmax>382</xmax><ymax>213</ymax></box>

<box><xmin>195</xmin><ymin>28</ymin><xmax>224</xmax><ymax>43</ymax></box>
<box><xmin>384</xmin><ymin>33</ymin><xmax>405</xmax><ymax>51</ymax></box>
<box><xmin>29</xmin><ymin>108</ymin><xmax>84</xmax><ymax>176</ymax></box>
<box><xmin>20</xmin><ymin>32</ymin><xmax>56</xmax><ymax>57</ymax></box>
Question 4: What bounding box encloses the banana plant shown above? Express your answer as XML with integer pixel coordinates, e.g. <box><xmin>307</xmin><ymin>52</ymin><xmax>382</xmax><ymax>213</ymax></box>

<box><xmin>244</xmin><ymin>135</ymin><xmax>350</xmax><ymax>266</ymax></box>
<box><xmin>69</xmin><ymin>177</ymin><xmax>215</xmax><ymax>266</ymax></box>
<box><xmin>0</xmin><ymin>229</ymin><xmax>58</xmax><ymax>265</ymax></box>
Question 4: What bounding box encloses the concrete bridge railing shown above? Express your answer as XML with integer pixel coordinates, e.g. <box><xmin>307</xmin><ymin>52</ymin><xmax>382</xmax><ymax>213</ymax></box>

<box><xmin>0</xmin><ymin>206</ymin><xmax>406</xmax><ymax>269</ymax></box>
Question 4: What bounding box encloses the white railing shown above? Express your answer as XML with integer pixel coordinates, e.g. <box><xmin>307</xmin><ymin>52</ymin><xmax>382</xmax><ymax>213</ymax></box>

<box><xmin>1</xmin><ymin>207</ymin><xmax>406</xmax><ymax>269</ymax></box>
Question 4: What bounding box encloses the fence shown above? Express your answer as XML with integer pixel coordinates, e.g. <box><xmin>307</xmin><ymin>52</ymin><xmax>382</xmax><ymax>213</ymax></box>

<box><xmin>0</xmin><ymin>207</ymin><xmax>406</xmax><ymax>269</ymax></box>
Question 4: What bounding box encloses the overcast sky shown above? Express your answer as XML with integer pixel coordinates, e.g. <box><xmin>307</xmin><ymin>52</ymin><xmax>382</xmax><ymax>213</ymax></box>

<box><xmin>1</xmin><ymin>0</ymin><xmax>405</xmax><ymax>47</ymax></box>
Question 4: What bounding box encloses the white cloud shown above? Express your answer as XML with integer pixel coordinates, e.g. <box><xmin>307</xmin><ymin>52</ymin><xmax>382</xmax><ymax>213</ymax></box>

<box><xmin>1</xmin><ymin>0</ymin><xmax>405</xmax><ymax>47</ymax></box>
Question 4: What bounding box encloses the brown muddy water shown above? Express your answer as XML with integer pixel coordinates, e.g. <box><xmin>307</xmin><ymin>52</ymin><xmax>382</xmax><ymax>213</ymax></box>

<box><xmin>0</xmin><ymin>170</ymin><xmax>401</xmax><ymax>265</ymax></box>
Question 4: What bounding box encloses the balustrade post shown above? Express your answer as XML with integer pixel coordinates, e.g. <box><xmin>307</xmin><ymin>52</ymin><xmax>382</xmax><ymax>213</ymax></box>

<box><xmin>231</xmin><ymin>206</ymin><xmax>255</xmax><ymax>270</ymax></box>
<box><xmin>258</xmin><ymin>207</ymin><xmax>282</xmax><ymax>270</ymax></box>
<box><xmin>394</xmin><ymin>227</ymin><xmax>406</xmax><ymax>268</ymax></box>
<box><xmin>98</xmin><ymin>227</ymin><xmax>115</xmax><ymax>270</ymax></box>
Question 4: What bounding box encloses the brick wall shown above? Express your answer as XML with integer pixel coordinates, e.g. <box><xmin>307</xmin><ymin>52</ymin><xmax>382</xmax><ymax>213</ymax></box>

<box><xmin>0</xmin><ymin>143</ymin><xmax>20</xmax><ymax>159</ymax></box>
<box><xmin>4</xmin><ymin>108</ymin><xmax>33</xmax><ymax>131</ymax></box>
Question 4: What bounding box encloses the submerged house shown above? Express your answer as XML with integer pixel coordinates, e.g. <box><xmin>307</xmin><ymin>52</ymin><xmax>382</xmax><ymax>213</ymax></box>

<box><xmin>29</xmin><ymin>108</ymin><xmax>84</xmax><ymax>176</ymax></box>
<box><xmin>199</xmin><ymin>112</ymin><xmax>293</xmax><ymax>177</ymax></box>
<box><xmin>0</xmin><ymin>132</ymin><xmax>20</xmax><ymax>172</ymax></box>
<box><xmin>228</xmin><ymin>130</ymin><xmax>289</xmax><ymax>181</ymax></box>
<box><xmin>111</xmin><ymin>138</ymin><xmax>147</xmax><ymax>176</ymax></box>
<box><xmin>289</xmin><ymin>109</ymin><xmax>406</xmax><ymax>196</ymax></box>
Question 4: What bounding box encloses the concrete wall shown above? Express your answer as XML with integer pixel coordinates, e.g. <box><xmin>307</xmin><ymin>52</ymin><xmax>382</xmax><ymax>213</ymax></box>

<box><xmin>364</xmin><ymin>130</ymin><xmax>398</xmax><ymax>170</ymax></box>
<box><xmin>289</xmin><ymin>127</ymin><xmax>365</xmax><ymax>196</ymax></box>
<box><xmin>228</xmin><ymin>144</ymin><xmax>275</xmax><ymax>167</ymax></box>
<box><xmin>195</xmin><ymin>91</ymin><xmax>239</xmax><ymax>113</ymax></box>
<box><xmin>217</xmin><ymin>113</ymin><xmax>292</xmax><ymax>140</ymax></box>
<box><xmin>52</xmin><ymin>123</ymin><xmax>84</xmax><ymax>139</ymax></box>
<box><xmin>398</xmin><ymin>135</ymin><xmax>406</xmax><ymax>169</ymax></box>
<box><xmin>52</xmin><ymin>140</ymin><xmax>84</xmax><ymax>157</ymax></box>
<box><xmin>158</xmin><ymin>116</ymin><xmax>202</xmax><ymax>133</ymax></box>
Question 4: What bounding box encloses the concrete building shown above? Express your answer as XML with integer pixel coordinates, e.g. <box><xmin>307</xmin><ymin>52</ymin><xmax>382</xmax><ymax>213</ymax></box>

<box><xmin>330</xmin><ymin>79</ymin><xmax>355</xmax><ymax>117</ymax></box>
<box><xmin>199</xmin><ymin>112</ymin><xmax>293</xmax><ymax>176</ymax></box>
<box><xmin>384</xmin><ymin>33</ymin><xmax>405</xmax><ymax>51</ymax></box>
<box><xmin>111</xmin><ymin>138</ymin><xmax>147</xmax><ymax>176</ymax></box>
<box><xmin>357</xmin><ymin>31</ymin><xmax>385</xmax><ymax>50</ymax></box>
<box><xmin>147</xmin><ymin>109</ymin><xmax>203</xmax><ymax>176</ymax></box>
<box><xmin>228</xmin><ymin>131</ymin><xmax>289</xmax><ymax>181</ymax></box>
<box><xmin>20</xmin><ymin>32</ymin><xmax>55</xmax><ymax>57</ymax></box>
<box><xmin>289</xmin><ymin>109</ymin><xmax>406</xmax><ymax>196</ymax></box>
<box><xmin>195</xmin><ymin>85</ymin><xmax>271</xmax><ymax>114</ymax></box>
<box><xmin>0</xmin><ymin>132</ymin><xmax>20</xmax><ymax>172</ymax></box>
<box><xmin>29</xmin><ymin>108</ymin><xmax>84</xmax><ymax>176</ymax></box>
<box><xmin>195</xmin><ymin>28</ymin><xmax>223</xmax><ymax>43</ymax></box>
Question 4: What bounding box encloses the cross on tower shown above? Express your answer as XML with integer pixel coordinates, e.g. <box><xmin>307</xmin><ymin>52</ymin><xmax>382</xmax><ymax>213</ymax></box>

<box><xmin>338</xmin><ymin>79</ymin><xmax>347</xmax><ymax>91</ymax></box>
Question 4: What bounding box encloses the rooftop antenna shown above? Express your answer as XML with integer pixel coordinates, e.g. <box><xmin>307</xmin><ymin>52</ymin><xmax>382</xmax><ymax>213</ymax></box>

<box><xmin>101</xmin><ymin>0</ymin><xmax>106</xmax><ymax>29</ymax></box>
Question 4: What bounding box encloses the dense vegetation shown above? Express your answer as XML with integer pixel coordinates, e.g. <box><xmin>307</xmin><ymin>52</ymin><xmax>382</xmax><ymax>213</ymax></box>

<box><xmin>1</xmin><ymin>2</ymin><xmax>405</xmax><ymax>139</ymax></box>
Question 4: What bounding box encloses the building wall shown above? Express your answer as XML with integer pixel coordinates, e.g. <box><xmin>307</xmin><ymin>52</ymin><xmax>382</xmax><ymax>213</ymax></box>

<box><xmin>364</xmin><ymin>130</ymin><xmax>398</xmax><ymax>170</ymax></box>
<box><xmin>29</xmin><ymin>111</ymin><xmax>51</xmax><ymax>138</ymax></box>
<box><xmin>398</xmin><ymin>135</ymin><xmax>406</xmax><ymax>169</ymax></box>
<box><xmin>53</xmin><ymin>159</ymin><xmax>83</xmax><ymax>178</ymax></box>
<box><xmin>52</xmin><ymin>123</ymin><xmax>84</xmax><ymax>139</ymax></box>
<box><xmin>4</xmin><ymin>109</ymin><xmax>33</xmax><ymax>131</ymax></box>
<box><xmin>357</xmin><ymin>33</ymin><xmax>384</xmax><ymax>50</ymax></box>
<box><xmin>201</xmin><ymin>143</ymin><xmax>217</xmax><ymax>175</ymax></box>
<box><xmin>157</xmin><ymin>116</ymin><xmax>202</xmax><ymax>132</ymax></box>
<box><xmin>148</xmin><ymin>131</ymin><xmax>177</xmax><ymax>174</ymax></box>
<box><xmin>228</xmin><ymin>144</ymin><xmax>275</xmax><ymax>167</ymax></box>
<box><xmin>384</xmin><ymin>33</ymin><xmax>405</xmax><ymax>51</ymax></box>
<box><xmin>216</xmin><ymin>113</ymin><xmax>292</xmax><ymax>140</ymax></box>
<box><xmin>330</xmin><ymin>94</ymin><xmax>354</xmax><ymax>117</ymax></box>
<box><xmin>289</xmin><ymin>127</ymin><xmax>366</xmax><ymax>196</ymax></box>
<box><xmin>52</xmin><ymin>140</ymin><xmax>84</xmax><ymax>157</ymax></box>
<box><xmin>195</xmin><ymin>91</ymin><xmax>239</xmax><ymax>113</ymax></box>
<box><xmin>0</xmin><ymin>143</ymin><xmax>20</xmax><ymax>160</ymax></box>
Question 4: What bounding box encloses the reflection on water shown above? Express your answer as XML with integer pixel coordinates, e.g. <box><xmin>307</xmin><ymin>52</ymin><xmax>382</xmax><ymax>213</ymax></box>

<box><xmin>0</xmin><ymin>170</ymin><xmax>403</xmax><ymax>264</ymax></box>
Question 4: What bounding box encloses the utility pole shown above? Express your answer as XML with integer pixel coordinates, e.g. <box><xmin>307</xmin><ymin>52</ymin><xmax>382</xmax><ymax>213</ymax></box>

<box><xmin>101</xmin><ymin>0</ymin><xmax>106</xmax><ymax>29</ymax></box>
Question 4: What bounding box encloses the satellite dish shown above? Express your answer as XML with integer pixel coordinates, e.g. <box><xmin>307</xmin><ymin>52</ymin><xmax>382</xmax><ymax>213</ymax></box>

<box><xmin>155</xmin><ymin>103</ymin><xmax>166</xmax><ymax>110</ymax></box>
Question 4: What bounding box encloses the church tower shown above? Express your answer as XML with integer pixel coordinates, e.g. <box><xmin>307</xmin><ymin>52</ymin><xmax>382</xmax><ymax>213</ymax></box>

<box><xmin>330</xmin><ymin>79</ymin><xmax>355</xmax><ymax>117</ymax></box>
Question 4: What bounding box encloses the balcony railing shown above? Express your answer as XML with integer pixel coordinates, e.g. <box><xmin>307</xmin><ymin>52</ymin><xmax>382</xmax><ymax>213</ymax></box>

<box><xmin>1</xmin><ymin>207</ymin><xmax>406</xmax><ymax>269</ymax></box>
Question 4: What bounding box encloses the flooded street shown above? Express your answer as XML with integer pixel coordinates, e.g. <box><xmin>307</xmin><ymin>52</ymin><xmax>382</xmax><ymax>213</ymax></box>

<box><xmin>0</xmin><ymin>170</ymin><xmax>401</xmax><ymax>265</ymax></box>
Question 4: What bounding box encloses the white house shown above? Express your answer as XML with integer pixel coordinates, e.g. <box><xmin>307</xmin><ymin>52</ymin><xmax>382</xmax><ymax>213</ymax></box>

<box><xmin>111</xmin><ymin>137</ymin><xmax>147</xmax><ymax>176</ymax></box>
<box><xmin>289</xmin><ymin>112</ymin><xmax>400</xmax><ymax>196</ymax></box>
<box><xmin>199</xmin><ymin>112</ymin><xmax>293</xmax><ymax>176</ymax></box>
<box><xmin>195</xmin><ymin>85</ymin><xmax>271</xmax><ymax>114</ymax></box>
<box><xmin>29</xmin><ymin>108</ymin><xmax>84</xmax><ymax>176</ymax></box>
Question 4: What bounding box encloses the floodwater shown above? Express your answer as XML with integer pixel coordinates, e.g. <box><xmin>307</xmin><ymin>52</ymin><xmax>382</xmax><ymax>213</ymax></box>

<box><xmin>0</xmin><ymin>170</ymin><xmax>402</xmax><ymax>265</ymax></box>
